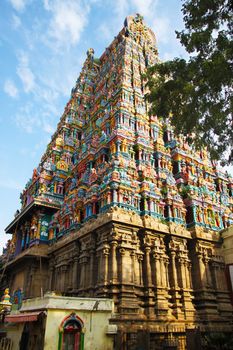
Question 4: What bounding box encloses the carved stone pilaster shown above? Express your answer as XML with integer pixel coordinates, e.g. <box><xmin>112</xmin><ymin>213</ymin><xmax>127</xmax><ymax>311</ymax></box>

<box><xmin>152</xmin><ymin>249</ymin><xmax>170</xmax><ymax>319</ymax></box>
<box><xmin>191</xmin><ymin>241</ymin><xmax>219</xmax><ymax>321</ymax></box>
<box><xmin>144</xmin><ymin>246</ymin><xmax>152</xmax><ymax>287</ymax></box>
<box><xmin>210</xmin><ymin>257</ymin><xmax>233</xmax><ymax>319</ymax></box>
<box><xmin>102</xmin><ymin>245</ymin><xmax>110</xmax><ymax>285</ymax></box>
<box><xmin>110</xmin><ymin>241</ymin><xmax>118</xmax><ymax>283</ymax></box>
<box><xmin>78</xmin><ymin>252</ymin><xmax>89</xmax><ymax>290</ymax></box>
<box><xmin>168</xmin><ymin>240</ymin><xmax>183</xmax><ymax>320</ymax></box>
<box><xmin>48</xmin><ymin>264</ymin><xmax>54</xmax><ymax>291</ymax></box>
<box><xmin>203</xmin><ymin>255</ymin><xmax>212</xmax><ymax>288</ymax></box>
<box><xmin>170</xmin><ymin>251</ymin><xmax>178</xmax><ymax>289</ymax></box>
<box><xmin>137</xmin><ymin>253</ymin><xmax>144</xmax><ymax>285</ymax></box>
<box><xmin>130</xmin><ymin>250</ymin><xmax>136</xmax><ymax>284</ymax></box>
<box><xmin>184</xmin><ymin>260</ymin><xmax>192</xmax><ymax>289</ymax></box>
<box><xmin>119</xmin><ymin>247</ymin><xmax>125</xmax><ymax>284</ymax></box>
<box><xmin>72</xmin><ymin>256</ymin><xmax>79</xmax><ymax>289</ymax></box>
<box><xmin>88</xmin><ymin>249</ymin><xmax>95</xmax><ymax>289</ymax></box>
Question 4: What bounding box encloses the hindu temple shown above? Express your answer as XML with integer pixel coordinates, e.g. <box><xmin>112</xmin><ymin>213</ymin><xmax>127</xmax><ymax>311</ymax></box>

<box><xmin>1</xmin><ymin>14</ymin><xmax>233</xmax><ymax>349</ymax></box>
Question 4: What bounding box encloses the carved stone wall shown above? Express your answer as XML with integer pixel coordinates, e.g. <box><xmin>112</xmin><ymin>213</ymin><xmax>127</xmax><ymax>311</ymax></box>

<box><xmin>48</xmin><ymin>209</ymin><xmax>233</xmax><ymax>340</ymax></box>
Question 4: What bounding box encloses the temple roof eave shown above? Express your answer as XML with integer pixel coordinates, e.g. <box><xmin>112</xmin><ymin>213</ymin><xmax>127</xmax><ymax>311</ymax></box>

<box><xmin>5</xmin><ymin>199</ymin><xmax>60</xmax><ymax>234</ymax></box>
<box><xmin>3</xmin><ymin>245</ymin><xmax>49</xmax><ymax>269</ymax></box>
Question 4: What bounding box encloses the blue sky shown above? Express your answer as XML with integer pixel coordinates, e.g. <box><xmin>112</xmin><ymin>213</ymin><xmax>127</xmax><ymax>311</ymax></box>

<box><xmin>0</xmin><ymin>0</ymin><xmax>231</xmax><ymax>252</ymax></box>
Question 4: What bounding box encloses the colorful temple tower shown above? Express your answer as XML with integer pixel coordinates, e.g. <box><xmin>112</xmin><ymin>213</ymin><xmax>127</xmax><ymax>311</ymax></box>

<box><xmin>1</xmin><ymin>14</ymin><xmax>233</xmax><ymax>348</ymax></box>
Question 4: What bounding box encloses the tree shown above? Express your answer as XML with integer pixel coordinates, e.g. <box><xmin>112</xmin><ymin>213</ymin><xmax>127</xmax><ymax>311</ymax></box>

<box><xmin>146</xmin><ymin>0</ymin><xmax>233</xmax><ymax>164</ymax></box>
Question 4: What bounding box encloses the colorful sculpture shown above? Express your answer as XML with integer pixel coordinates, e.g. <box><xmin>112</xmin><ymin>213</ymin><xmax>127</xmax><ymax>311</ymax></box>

<box><xmin>4</xmin><ymin>13</ymin><xmax>233</xmax><ymax>255</ymax></box>
<box><xmin>2</xmin><ymin>14</ymin><xmax>233</xmax><ymax>347</ymax></box>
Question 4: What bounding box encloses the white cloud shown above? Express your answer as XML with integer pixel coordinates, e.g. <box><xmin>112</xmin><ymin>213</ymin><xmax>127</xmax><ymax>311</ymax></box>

<box><xmin>16</xmin><ymin>51</ymin><xmax>35</xmax><ymax>93</ymax></box>
<box><xmin>130</xmin><ymin>0</ymin><xmax>158</xmax><ymax>19</ymax></box>
<box><xmin>15</xmin><ymin>115</ymin><xmax>40</xmax><ymax>133</ymax></box>
<box><xmin>160</xmin><ymin>51</ymin><xmax>176</xmax><ymax>61</ymax></box>
<box><xmin>14</xmin><ymin>100</ymin><xmax>58</xmax><ymax>136</ymax></box>
<box><xmin>9</xmin><ymin>0</ymin><xmax>27</xmax><ymax>12</ymax></box>
<box><xmin>114</xmin><ymin>0</ymin><xmax>129</xmax><ymax>20</ymax></box>
<box><xmin>98</xmin><ymin>23</ymin><xmax>112</xmax><ymax>42</ymax></box>
<box><xmin>152</xmin><ymin>17</ymin><xmax>171</xmax><ymax>45</ymax></box>
<box><xmin>43</xmin><ymin>0</ymin><xmax>50</xmax><ymax>10</ymax></box>
<box><xmin>0</xmin><ymin>179</ymin><xmax>23</xmax><ymax>191</ymax></box>
<box><xmin>19</xmin><ymin>147</ymin><xmax>37</xmax><ymax>158</ymax></box>
<box><xmin>19</xmin><ymin>137</ymin><xmax>51</xmax><ymax>158</ymax></box>
<box><xmin>43</xmin><ymin>122</ymin><xmax>55</xmax><ymax>134</ymax></box>
<box><xmin>4</xmin><ymin>79</ymin><xmax>19</xmax><ymax>98</ymax></box>
<box><xmin>112</xmin><ymin>0</ymin><xmax>159</xmax><ymax>26</ymax></box>
<box><xmin>100</xmin><ymin>0</ymin><xmax>160</xmax><ymax>45</ymax></box>
<box><xmin>43</xmin><ymin>0</ymin><xmax>90</xmax><ymax>49</ymax></box>
<box><xmin>15</xmin><ymin>103</ymin><xmax>41</xmax><ymax>133</ymax></box>
<box><xmin>12</xmin><ymin>14</ymin><xmax>22</xmax><ymax>29</ymax></box>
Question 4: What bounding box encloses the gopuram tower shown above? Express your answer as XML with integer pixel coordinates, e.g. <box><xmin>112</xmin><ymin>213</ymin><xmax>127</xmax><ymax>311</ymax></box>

<box><xmin>1</xmin><ymin>14</ymin><xmax>233</xmax><ymax>348</ymax></box>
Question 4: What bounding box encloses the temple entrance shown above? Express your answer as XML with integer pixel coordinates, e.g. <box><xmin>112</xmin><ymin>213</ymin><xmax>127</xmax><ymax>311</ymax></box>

<box><xmin>19</xmin><ymin>323</ymin><xmax>29</xmax><ymax>350</ymax></box>
<box><xmin>59</xmin><ymin>313</ymin><xmax>84</xmax><ymax>350</ymax></box>
<box><xmin>63</xmin><ymin>323</ymin><xmax>81</xmax><ymax>350</ymax></box>
<box><xmin>19</xmin><ymin>316</ymin><xmax>45</xmax><ymax>350</ymax></box>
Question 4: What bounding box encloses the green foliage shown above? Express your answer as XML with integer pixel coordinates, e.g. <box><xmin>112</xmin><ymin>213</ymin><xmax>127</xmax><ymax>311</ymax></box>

<box><xmin>146</xmin><ymin>0</ymin><xmax>233</xmax><ymax>164</ymax></box>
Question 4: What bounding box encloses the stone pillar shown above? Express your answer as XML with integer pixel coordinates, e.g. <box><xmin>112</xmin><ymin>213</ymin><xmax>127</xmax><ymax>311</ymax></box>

<box><xmin>144</xmin><ymin>246</ymin><xmax>152</xmax><ymax>287</ymax></box>
<box><xmin>102</xmin><ymin>246</ymin><xmax>110</xmax><ymax>285</ymax></box>
<box><xmin>89</xmin><ymin>249</ymin><xmax>94</xmax><ymax>288</ymax></box>
<box><xmin>211</xmin><ymin>262</ymin><xmax>219</xmax><ymax>290</ymax></box>
<box><xmin>72</xmin><ymin>257</ymin><xmax>79</xmax><ymax>289</ymax></box>
<box><xmin>203</xmin><ymin>256</ymin><xmax>212</xmax><ymax>288</ymax></box>
<box><xmin>188</xmin><ymin>261</ymin><xmax>193</xmax><ymax>289</ymax></box>
<box><xmin>152</xmin><ymin>251</ymin><xmax>170</xmax><ymax>318</ymax></box>
<box><xmin>214</xmin><ymin>260</ymin><xmax>233</xmax><ymax>319</ymax></box>
<box><xmin>96</xmin><ymin>251</ymin><xmax>101</xmax><ymax>286</ymax></box>
<box><xmin>61</xmin><ymin>265</ymin><xmax>68</xmax><ymax>292</ymax></box>
<box><xmin>153</xmin><ymin>253</ymin><xmax>161</xmax><ymax>288</ymax></box>
<box><xmin>215</xmin><ymin>263</ymin><xmax>225</xmax><ymax>291</ymax></box>
<box><xmin>110</xmin><ymin>241</ymin><xmax>118</xmax><ymax>283</ymax></box>
<box><xmin>143</xmin><ymin>240</ymin><xmax>155</xmax><ymax>318</ymax></box>
<box><xmin>119</xmin><ymin>248</ymin><xmax>125</xmax><ymax>284</ymax></box>
<box><xmin>197</xmin><ymin>252</ymin><xmax>206</xmax><ymax>288</ymax></box>
<box><xmin>54</xmin><ymin>267</ymin><xmax>58</xmax><ymax>290</ymax></box>
<box><xmin>79</xmin><ymin>254</ymin><xmax>88</xmax><ymax>290</ymax></box>
<box><xmin>160</xmin><ymin>256</ymin><xmax>167</xmax><ymax>288</ymax></box>
<box><xmin>164</xmin><ymin>256</ymin><xmax>170</xmax><ymax>289</ymax></box>
<box><xmin>25</xmin><ymin>265</ymin><xmax>36</xmax><ymax>297</ymax></box>
<box><xmin>58</xmin><ymin>267</ymin><xmax>62</xmax><ymax>291</ymax></box>
<box><xmin>130</xmin><ymin>251</ymin><xmax>136</xmax><ymax>284</ymax></box>
<box><xmin>137</xmin><ymin>254</ymin><xmax>143</xmax><ymax>285</ymax></box>
<box><xmin>169</xmin><ymin>244</ymin><xmax>183</xmax><ymax>320</ymax></box>
<box><xmin>193</xmin><ymin>243</ymin><xmax>219</xmax><ymax>320</ymax></box>
<box><xmin>170</xmin><ymin>251</ymin><xmax>178</xmax><ymax>288</ymax></box>
<box><xmin>220</xmin><ymin>263</ymin><xmax>228</xmax><ymax>291</ymax></box>
<box><xmin>178</xmin><ymin>257</ymin><xmax>187</xmax><ymax>289</ymax></box>
<box><xmin>184</xmin><ymin>260</ymin><xmax>191</xmax><ymax>289</ymax></box>
<box><xmin>48</xmin><ymin>265</ymin><xmax>54</xmax><ymax>291</ymax></box>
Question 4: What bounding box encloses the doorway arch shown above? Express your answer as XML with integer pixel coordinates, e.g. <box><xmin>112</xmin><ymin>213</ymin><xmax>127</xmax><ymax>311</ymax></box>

<box><xmin>58</xmin><ymin>313</ymin><xmax>84</xmax><ymax>350</ymax></box>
